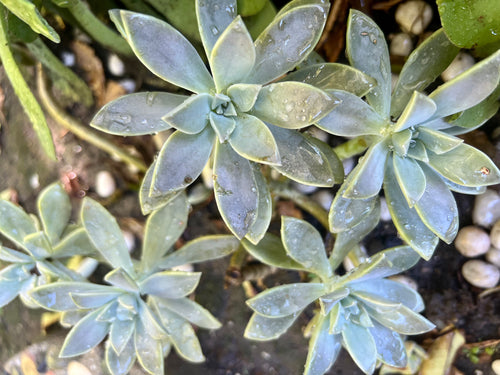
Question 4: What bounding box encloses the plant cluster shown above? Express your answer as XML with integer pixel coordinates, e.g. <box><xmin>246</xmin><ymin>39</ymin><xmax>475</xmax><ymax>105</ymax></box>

<box><xmin>1</xmin><ymin>0</ymin><xmax>500</xmax><ymax>374</ymax></box>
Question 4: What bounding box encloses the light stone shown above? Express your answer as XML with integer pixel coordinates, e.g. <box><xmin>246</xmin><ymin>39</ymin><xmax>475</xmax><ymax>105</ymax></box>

<box><xmin>462</xmin><ymin>260</ymin><xmax>500</xmax><ymax>288</ymax></box>
<box><xmin>390</xmin><ymin>33</ymin><xmax>413</xmax><ymax>57</ymax></box>
<box><xmin>312</xmin><ymin>190</ymin><xmax>333</xmax><ymax>211</ymax></box>
<box><xmin>95</xmin><ymin>170</ymin><xmax>116</xmax><ymax>198</ymax></box>
<box><xmin>486</xmin><ymin>247</ymin><xmax>500</xmax><ymax>268</ymax></box>
<box><xmin>473</xmin><ymin>189</ymin><xmax>500</xmax><ymax>228</ymax></box>
<box><xmin>395</xmin><ymin>1</ymin><xmax>433</xmax><ymax>35</ymax></box>
<box><xmin>108</xmin><ymin>53</ymin><xmax>125</xmax><ymax>76</ymax></box>
<box><xmin>492</xmin><ymin>359</ymin><xmax>500</xmax><ymax>375</ymax></box>
<box><xmin>455</xmin><ymin>226</ymin><xmax>490</xmax><ymax>257</ymax></box>
<box><xmin>441</xmin><ymin>52</ymin><xmax>475</xmax><ymax>82</ymax></box>
<box><xmin>490</xmin><ymin>219</ymin><xmax>500</xmax><ymax>249</ymax></box>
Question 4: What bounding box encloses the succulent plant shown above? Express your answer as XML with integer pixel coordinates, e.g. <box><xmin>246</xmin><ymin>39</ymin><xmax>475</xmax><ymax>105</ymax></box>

<box><xmin>0</xmin><ymin>183</ymin><xmax>95</xmax><ymax>308</ymax></box>
<box><xmin>88</xmin><ymin>0</ymin><xmax>379</xmax><ymax>244</ymax></box>
<box><xmin>242</xmin><ymin>217</ymin><xmax>434</xmax><ymax>375</ymax></box>
<box><xmin>317</xmin><ymin>10</ymin><xmax>500</xmax><ymax>259</ymax></box>
<box><xmin>30</xmin><ymin>192</ymin><xmax>239</xmax><ymax>374</ymax></box>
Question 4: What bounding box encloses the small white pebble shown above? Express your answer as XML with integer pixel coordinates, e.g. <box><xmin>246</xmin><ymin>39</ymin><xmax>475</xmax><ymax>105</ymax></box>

<box><xmin>343</xmin><ymin>157</ymin><xmax>355</xmax><ymax>175</ymax></box>
<box><xmin>108</xmin><ymin>53</ymin><xmax>125</xmax><ymax>76</ymax></box>
<box><xmin>473</xmin><ymin>189</ymin><xmax>500</xmax><ymax>228</ymax></box>
<box><xmin>202</xmin><ymin>164</ymin><xmax>214</xmax><ymax>189</ymax></box>
<box><xmin>390</xmin><ymin>33</ymin><xmax>413</xmax><ymax>57</ymax></box>
<box><xmin>122</xmin><ymin>230</ymin><xmax>135</xmax><ymax>252</ymax></box>
<box><xmin>389</xmin><ymin>275</ymin><xmax>418</xmax><ymax>290</ymax></box>
<box><xmin>490</xmin><ymin>219</ymin><xmax>500</xmax><ymax>249</ymax></box>
<box><xmin>312</xmin><ymin>190</ymin><xmax>333</xmax><ymax>211</ymax></box>
<box><xmin>307</xmin><ymin>127</ymin><xmax>329</xmax><ymax>143</ymax></box>
<box><xmin>380</xmin><ymin>197</ymin><xmax>392</xmax><ymax>222</ymax></box>
<box><xmin>343</xmin><ymin>256</ymin><xmax>355</xmax><ymax>272</ymax></box>
<box><xmin>486</xmin><ymin>247</ymin><xmax>500</xmax><ymax>268</ymax></box>
<box><xmin>118</xmin><ymin>78</ymin><xmax>136</xmax><ymax>93</ymax></box>
<box><xmin>293</xmin><ymin>181</ymin><xmax>318</xmax><ymax>195</ymax></box>
<box><xmin>462</xmin><ymin>260</ymin><xmax>500</xmax><ymax>288</ymax></box>
<box><xmin>455</xmin><ymin>226</ymin><xmax>491</xmax><ymax>257</ymax></box>
<box><xmin>95</xmin><ymin>170</ymin><xmax>116</xmax><ymax>198</ymax></box>
<box><xmin>492</xmin><ymin>359</ymin><xmax>500</xmax><ymax>375</ymax></box>
<box><xmin>29</xmin><ymin>174</ymin><xmax>40</xmax><ymax>189</ymax></box>
<box><xmin>61</xmin><ymin>51</ymin><xmax>75</xmax><ymax>67</ymax></box>
<box><xmin>395</xmin><ymin>1</ymin><xmax>432</xmax><ymax>35</ymax></box>
<box><xmin>67</xmin><ymin>361</ymin><xmax>92</xmax><ymax>375</ymax></box>
<box><xmin>171</xmin><ymin>263</ymin><xmax>194</xmax><ymax>272</ymax></box>
<box><xmin>441</xmin><ymin>52</ymin><xmax>475</xmax><ymax>82</ymax></box>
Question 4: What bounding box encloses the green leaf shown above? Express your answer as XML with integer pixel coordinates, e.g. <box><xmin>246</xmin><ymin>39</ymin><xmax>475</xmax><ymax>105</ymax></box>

<box><xmin>429</xmin><ymin>50</ymin><xmax>500</xmax><ymax>119</ymax></box>
<box><xmin>134</xmin><ymin>318</ymin><xmax>164</xmax><ymax>374</ymax></box>
<box><xmin>105</xmin><ymin>339</ymin><xmax>136</xmax><ymax>375</ymax></box>
<box><xmin>393</xmin><ymin>155</ymin><xmax>426</xmax><ymax>207</ymax></box>
<box><xmin>0</xmin><ymin>246</ymin><xmax>32</xmax><ymax>263</ymax></box>
<box><xmin>407</xmin><ymin>140</ymin><xmax>429</xmax><ymax>162</ymax></box>
<box><xmin>316</xmin><ymin>90</ymin><xmax>386</xmax><ymax>136</ymax></box>
<box><xmin>140</xmin><ymin>162</ymin><xmax>180</xmax><ymax>215</ymax></box>
<box><xmin>245</xmin><ymin>164</ymin><xmax>272</xmax><ymax>244</ymax></box>
<box><xmin>145</xmin><ymin>0</ymin><xmax>199</xmax><ymax>42</ymax></box>
<box><xmin>52</xmin><ymin>227</ymin><xmax>96</xmax><ymax>258</ymax></box>
<box><xmin>305</xmin><ymin>315</ymin><xmax>341</xmax><ymax>375</ymax></box>
<box><xmin>159</xmin><ymin>235</ymin><xmax>239</xmax><ymax>269</ymax></box>
<box><xmin>393</xmin><ymin>92</ymin><xmax>437</xmax><ymax>132</ymax></box>
<box><xmin>37</xmin><ymin>183</ymin><xmax>70</xmax><ymax>244</ymax></box>
<box><xmin>209</xmin><ymin>112</ymin><xmax>236</xmax><ymax>142</ymax></box>
<box><xmin>162</xmin><ymin>93</ymin><xmax>211</xmax><ymax>134</ymax></box>
<box><xmin>427</xmin><ymin>144</ymin><xmax>500</xmax><ymax>187</ymax></box>
<box><xmin>238</xmin><ymin>0</ymin><xmax>266</xmax><ymax>16</ymax></box>
<box><xmin>283</xmin><ymin>63</ymin><xmax>376</xmax><ymax>96</ymax></box>
<box><xmin>319</xmin><ymin>287</ymin><xmax>350</xmax><ymax>315</ymax></box>
<box><xmin>152</xmin><ymin>127</ymin><xmax>214</xmax><ymax>195</ymax></box>
<box><xmin>210</xmin><ymin>16</ymin><xmax>255</xmax><ymax>91</ymax></box>
<box><xmin>437</xmin><ymin>0</ymin><xmax>500</xmax><ymax>49</ymax></box>
<box><xmin>252</xmin><ymin>82</ymin><xmax>337</xmax><ymax>129</ymax></box>
<box><xmin>307</xmin><ymin>136</ymin><xmax>344</xmax><ymax>185</ymax></box>
<box><xmin>365</xmin><ymin>304</ymin><xmax>435</xmax><ymax>335</ymax></box>
<box><xmin>23</xmin><ymin>231</ymin><xmax>51</xmax><ymax>258</ymax></box>
<box><xmin>281</xmin><ymin>217</ymin><xmax>331</xmax><ymax>280</ymax></box>
<box><xmin>391</xmin><ymin>129</ymin><xmax>412</xmax><ymax>157</ymax></box>
<box><xmin>245</xmin><ymin>0</ymin><xmax>277</xmax><ymax>39</ymax></box>
<box><xmin>141</xmin><ymin>192</ymin><xmax>189</xmax><ymax>271</ymax></box>
<box><xmin>110</xmin><ymin>10</ymin><xmax>214</xmax><ymax>93</ymax></box>
<box><xmin>270</xmin><ymin>125</ymin><xmax>337</xmax><ymax>186</ymax></box>
<box><xmin>246</xmin><ymin>283</ymin><xmax>325</xmax><ymax>317</ymax></box>
<box><xmin>244</xmin><ymin>311</ymin><xmax>300</xmax><ymax>341</ymax></box>
<box><xmin>347</xmin><ymin>9</ymin><xmax>391</xmax><ymax>118</ymax></box>
<box><xmin>196</xmin><ymin>0</ymin><xmax>236</xmax><ymax>57</ymax></box>
<box><xmin>227</xmin><ymin>83</ymin><xmax>261</xmax><ymax>112</ymax></box>
<box><xmin>414</xmin><ymin>165</ymin><xmax>459</xmax><ymax>243</ymax></box>
<box><xmin>70</xmin><ymin>291</ymin><xmax>122</xmax><ymax>310</ymax></box>
<box><xmin>213</xmin><ymin>142</ymin><xmax>259</xmax><ymax>239</ymax></box>
<box><xmin>0</xmin><ymin>275</ymin><xmax>32</xmax><ymax>307</ymax></box>
<box><xmin>417</xmin><ymin>127</ymin><xmax>463</xmax><ymax>154</ymax></box>
<box><xmin>384</xmin><ymin>161</ymin><xmax>438</xmax><ymax>259</ymax></box>
<box><xmin>342</xmin><ymin>323</ymin><xmax>377</xmax><ymax>374</ymax></box>
<box><xmin>139</xmin><ymin>271</ymin><xmax>201</xmax><ymax>299</ymax></box>
<box><xmin>247</xmin><ymin>1</ymin><xmax>328</xmax><ymax>84</ymax></box>
<box><xmin>391</xmin><ymin>29</ymin><xmax>459</xmax><ymax>118</ymax></box>
<box><xmin>369</xmin><ymin>321</ymin><xmax>407</xmax><ymax>367</ymax></box>
<box><xmin>60</xmin><ymin>308</ymin><xmax>110</xmax><ymax>357</ymax></box>
<box><xmin>442</xmin><ymin>176</ymin><xmax>487</xmax><ymax>195</ymax></box>
<box><xmin>104</xmin><ymin>268</ymin><xmax>139</xmax><ymax>292</ymax></box>
<box><xmin>242</xmin><ymin>233</ymin><xmax>307</xmax><ymax>271</ymax></box>
<box><xmin>91</xmin><ymin>92</ymin><xmax>187</xmax><ymax>136</ymax></box>
<box><xmin>0</xmin><ymin>0</ymin><xmax>60</xmax><ymax>42</ymax></box>
<box><xmin>343</xmin><ymin>141</ymin><xmax>389</xmax><ymax>199</ymax></box>
<box><xmin>109</xmin><ymin>319</ymin><xmax>136</xmax><ymax>354</ymax></box>
<box><xmin>137</xmin><ymin>298</ymin><xmax>166</xmax><ymax>339</ymax></box>
<box><xmin>155</xmin><ymin>297</ymin><xmax>221</xmax><ymax>329</ymax></box>
<box><xmin>0</xmin><ymin>200</ymin><xmax>37</xmax><ymax>250</ymax></box>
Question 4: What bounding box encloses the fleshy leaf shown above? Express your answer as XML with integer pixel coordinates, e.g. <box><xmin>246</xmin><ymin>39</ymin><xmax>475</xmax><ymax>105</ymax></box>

<box><xmin>141</xmin><ymin>192</ymin><xmax>189</xmax><ymax>271</ymax></box>
<box><xmin>140</xmin><ymin>162</ymin><xmax>180</xmax><ymax>215</ymax></box>
<box><xmin>244</xmin><ymin>311</ymin><xmax>301</xmax><ymax>341</ymax></box>
<box><xmin>442</xmin><ymin>176</ymin><xmax>487</xmax><ymax>195</ymax></box>
<box><xmin>0</xmin><ymin>246</ymin><xmax>32</xmax><ymax>263</ymax></box>
<box><xmin>211</xmin><ymin>16</ymin><xmax>255</xmax><ymax>91</ymax></box>
<box><xmin>369</xmin><ymin>321</ymin><xmax>407</xmax><ymax>368</ymax></box>
<box><xmin>417</xmin><ymin>127</ymin><xmax>463</xmax><ymax>154</ymax></box>
<box><xmin>0</xmin><ymin>200</ymin><xmax>37</xmax><ymax>250</ymax></box>
<box><xmin>366</xmin><ymin>304</ymin><xmax>435</xmax><ymax>335</ymax></box>
<box><xmin>252</xmin><ymin>82</ymin><xmax>337</xmax><ymax>129</ymax></box>
<box><xmin>134</xmin><ymin>318</ymin><xmax>164</xmax><ymax>374</ymax></box>
<box><xmin>393</xmin><ymin>155</ymin><xmax>426</xmax><ymax>207</ymax></box>
<box><xmin>91</xmin><ymin>92</ymin><xmax>187</xmax><ymax>135</ymax></box>
<box><xmin>81</xmin><ymin>198</ymin><xmax>135</xmax><ymax>276</ymax></box>
<box><xmin>304</xmin><ymin>314</ymin><xmax>341</xmax><ymax>375</ymax></box>
<box><xmin>229</xmin><ymin>114</ymin><xmax>280</xmax><ymax>165</ymax></box>
<box><xmin>342</xmin><ymin>323</ymin><xmax>378</xmax><ymax>374</ymax></box>
<box><xmin>23</xmin><ymin>231</ymin><xmax>51</xmax><ymax>258</ymax></box>
<box><xmin>391</xmin><ymin>29</ymin><xmax>459</xmax><ymax>118</ymax></box>
<box><xmin>0</xmin><ymin>276</ymin><xmax>32</xmax><ymax>307</ymax></box>
<box><xmin>104</xmin><ymin>268</ymin><xmax>139</xmax><ymax>292</ymax></box>
<box><xmin>247</xmin><ymin>1</ymin><xmax>328</xmax><ymax>84</ymax></box>
<box><xmin>347</xmin><ymin>10</ymin><xmax>391</xmax><ymax>118</ymax></box>
<box><xmin>392</xmin><ymin>129</ymin><xmax>412</xmax><ymax>157</ymax></box>
<box><xmin>159</xmin><ymin>235</ymin><xmax>239</xmax><ymax>269</ymax></box>
<box><xmin>59</xmin><ymin>308</ymin><xmax>110</xmax><ymax>357</ymax></box>
<box><xmin>281</xmin><ymin>217</ymin><xmax>331</xmax><ymax>280</ymax></box>
<box><xmin>70</xmin><ymin>292</ymin><xmax>121</xmax><ymax>310</ymax></box>
<box><xmin>209</xmin><ymin>112</ymin><xmax>236</xmax><ymax>142</ymax></box>
<box><xmin>152</xmin><ymin>127</ymin><xmax>214</xmax><ymax>195</ymax></box>
<box><xmin>105</xmin><ymin>339</ymin><xmax>136</xmax><ymax>375</ymax></box>
<box><xmin>246</xmin><ymin>283</ymin><xmax>325</xmax><ymax>318</ymax></box>
<box><xmin>307</xmin><ymin>136</ymin><xmax>344</xmax><ymax>185</ymax></box>
<box><xmin>52</xmin><ymin>227</ymin><xmax>96</xmax><ymax>258</ymax></box>
<box><xmin>162</xmin><ymin>94</ymin><xmax>211</xmax><ymax>134</ymax></box>
<box><xmin>139</xmin><ymin>271</ymin><xmax>201</xmax><ymax>299</ymax></box>
<box><xmin>227</xmin><ymin>83</ymin><xmax>261</xmax><ymax>112</ymax></box>
<box><xmin>407</xmin><ymin>140</ymin><xmax>429</xmax><ymax>162</ymax></box>
<box><xmin>427</xmin><ymin>144</ymin><xmax>500</xmax><ymax>187</ymax></box>
<box><xmin>393</xmin><ymin>92</ymin><xmax>437</xmax><ymax>132</ymax></box>
<box><xmin>156</xmin><ymin>297</ymin><xmax>221</xmax><ymax>329</ymax></box>
<box><xmin>109</xmin><ymin>319</ymin><xmax>136</xmax><ymax>354</ymax></box>
<box><xmin>316</xmin><ymin>90</ymin><xmax>386</xmax><ymax>136</ymax></box>
<box><xmin>110</xmin><ymin>10</ymin><xmax>214</xmax><ymax>93</ymax></box>
<box><xmin>213</xmin><ymin>142</ymin><xmax>259</xmax><ymax>239</ymax></box>
<box><xmin>245</xmin><ymin>164</ymin><xmax>272</xmax><ymax>244</ymax></box>
<box><xmin>37</xmin><ymin>183</ymin><xmax>70</xmax><ymax>244</ymax></box>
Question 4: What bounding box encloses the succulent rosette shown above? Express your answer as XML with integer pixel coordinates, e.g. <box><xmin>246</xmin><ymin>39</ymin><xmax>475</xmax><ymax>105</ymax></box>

<box><xmin>317</xmin><ymin>10</ymin><xmax>500</xmax><ymax>259</ymax></box>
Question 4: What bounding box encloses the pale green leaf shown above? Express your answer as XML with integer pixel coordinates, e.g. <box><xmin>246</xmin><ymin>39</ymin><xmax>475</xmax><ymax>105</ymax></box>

<box><xmin>162</xmin><ymin>94</ymin><xmax>211</xmax><ymax>134</ymax></box>
<box><xmin>37</xmin><ymin>183</ymin><xmax>70</xmax><ymax>244</ymax></box>
<box><xmin>152</xmin><ymin>127</ymin><xmax>214</xmax><ymax>195</ymax></box>
<box><xmin>104</xmin><ymin>268</ymin><xmax>139</xmax><ymax>292</ymax></box>
<box><xmin>0</xmin><ymin>276</ymin><xmax>32</xmax><ymax>307</ymax></box>
<box><xmin>237</xmin><ymin>0</ymin><xmax>266</xmax><ymax>16</ymax></box>
<box><xmin>227</xmin><ymin>83</ymin><xmax>261</xmax><ymax>112</ymax></box>
<box><xmin>281</xmin><ymin>216</ymin><xmax>331</xmax><ymax>280</ymax></box>
<box><xmin>137</xmin><ymin>299</ymin><xmax>166</xmax><ymax>339</ymax></box>
<box><xmin>244</xmin><ymin>311</ymin><xmax>300</xmax><ymax>341</ymax></box>
<box><xmin>110</xmin><ymin>10</ymin><xmax>214</xmax><ymax>93</ymax></box>
<box><xmin>393</xmin><ymin>91</ymin><xmax>436</xmax><ymax>132</ymax></box>
<box><xmin>134</xmin><ymin>318</ymin><xmax>164</xmax><ymax>374</ymax></box>
<box><xmin>23</xmin><ymin>231</ymin><xmax>51</xmax><ymax>258</ymax></box>
<box><xmin>0</xmin><ymin>246</ymin><xmax>32</xmax><ymax>263</ymax></box>
<box><xmin>252</xmin><ymin>82</ymin><xmax>337</xmax><ymax>128</ymax></box>
<box><xmin>140</xmin><ymin>162</ymin><xmax>180</xmax><ymax>215</ymax></box>
<box><xmin>304</xmin><ymin>314</ymin><xmax>341</xmax><ymax>375</ymax></box>
<box><xmin>245</xmin><ymin>164</ymin><xmax>272</xmax><ymax>244</ymax></box>
<box><xmin>196</xmin><ymin>0</ymin><xmax>236</xmax><ymax>57</ymax></box>
<box><xmin>306</xmin><ymin>136</ymin><xmax>344</xmax><ymax>185</ymax></box>
<box><xmin>347</xmin><ymin>9</ymin><xmax>391</xmax><ymax>117</ymax></box>
<box><xmin>393</xmin><ymin>155</ymin><xmax>426</xmax><ymax>207</ymax></box>
<box><xmin>211</xmin><ymin>16</ymin><xmax>255</xmax><ymax>91</ymax></box>
<box><xmin>342</xmin><ymin>323</ymin><xmax>377</xmax><ymax>374</ymax></box>
<box><xmin>247</xmin><ymin>2</ymin><xmax>328</xmax><ymax>84</ymax></box>
<box><xmin>417</xmin><ymin>127</ymin><xmax>463</xmax><ymax>154</ymax></box>
<box><xmin>156</xmin><ymin>297</ymin><xmax>221</xmax><ymax>329</ymax></box>
<box><xmin>366</xmin><ymin>304</ymin><xmax>435</xmax><ymax>335</ymax></box>
<box><xmin>209</xmin><ymin>112</ymin><xmax>236</xmax><ymax>142</ymax></box>
<box><xmin>369</xmin><ymin>321</ymin><xmax>407</xmax><ymax>368</ymax></box>
<box><xmin>159</xmin><ymin>235</ymin><xmax>239</xmax><ymax>269</ymax></box>
<box><xmin>81</xmin><ymin>198</ymin><xmax>135</xmax><ymax>276</ymax></box>
<box><xmin>139</xmin><ymin>271</ymin><xmax>201</xmax><ymax>299</ymax></box>
<box><xmin>245</xmin><ymin>0</ymin><xmax>277</xmax><ymax>39</ymax></box>
<box><xmin>0</xmin><ymin>200</ymin><xmax>37</xmax><ymax>250</ymax></box>
<box><xmin>70</xmin><ymin>291</ymin><xmax>122</xmax><ymax>310</ymax></box>
<box><xmin>407</xmin><ymin>140</ymin><xmax>429</xmax><ymax>162</ymax></box>
<box><xmin>246</xmin><ymin>283</ymin><xmax>325</xmax><ymax>317</ymax></box>
<box><xmin>105</xmin><ymin>339</ymin><xmax>136</xmax><ymax>375</ymax></box>
<box><xmin>52</xmin><ymin>227</ymin><xmax>96</xmax><ymax>258</ymax></box>
<box><xmin>91</xmin><ymin>92</ymin><xmax>187</xmax><ymax>135</ymax></box>
<box><xmin>229</xmin><ymin>114</ymin><xmax>280</xmax><ymax>165</ymax></box>
<box><xmin>329</xmin><ymin>303</ymin><xmax>346</xmax><ymax>334</ymax></box>
<box><xmin>442</xmin><ymin>176</ymin><xmax>487</xmax><ymax>195</ymax></box>
<box><xmin>37</xmin><ymin>259</ymin><xmax>80</xmax><ymax>281</ymax></box>
<box><xmin>316</xmin><ymin>90</ymin><xmax>386</xmax><ymax>136</ymax></box>
<box><xmin>391</xmin><ymin>29</ymin><xmax>459</xmax><ymax>118</ymax></box>
<box><xmin>391</xmin><ymin>128</ymin><xmax>412</xmax><ymax>157</ymax></box>
<box><xmin>110</xmin><ymin>319</ymin><xmax>135</xmax><ymax>354</ymax></box>
<box><xmin>213</xmin><ymin>142</ymin><xmax>259</xmax><ymax>239</ymax></box>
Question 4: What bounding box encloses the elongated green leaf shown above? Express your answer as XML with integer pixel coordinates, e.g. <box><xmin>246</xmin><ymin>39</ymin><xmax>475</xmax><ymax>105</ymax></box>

<box><xmin>418</xmin><ymin>127</ymin><xmax>463</xmax><ymax>155</ymax></box>
<box><xmin>0</xmin><ymin>276</ymin><xmax>32</xmax><ymax>307</ymax></box>
<box><xmin>159</xmin><ymin>235</ymin><xmax>239</xmax><ymax>269</ymax></box>
<box><xmin>252</xmin><ymin>82</ymin><xmax>337</xmax><ymax>129</ymax></box>
<box><xmin>213</xmin><ymin>142</ymin><xmax>259</xmax><ymax>239</ymax></box>
<box><xmin>23</xmin><ymin>231</ymin><xmax>51</xmax><ymax>258</ymax></box>
<box><xmin>91</xmin><ymin>92</ymin><xmax>187</xmax><ymax>135</ymax></box>
<box><xmin>141</xmin><ymin>192</ymin><xmax>189</xmax><ymax>271</ymax></box>
<box><xmin>156</xmin><ymin>297</ymin><xmax>221</xmax><ymax>329</ymax></box>
<box><xmin>0</xmin><ymin>246</ymin><xmax>32</xmax><ymax>263</ymax></box>
<box><xmin>393</xmin><ymin>92</ymin><xmax>436</xmax><ymax>132</ymax></box>
<box><xmin>161</xmin><ymin>94</ymin><xmax>210</xmax><ymax>134</ymax></box>
<box><xmin>246</xmin><ymin>283</ymin><xmax>325</xmax><ymax>318</ymax></box>
<box><xmin>247</xmin><ymin>2</ymin><xmax>328</xmax><ymax>84</ymax></box>
<box><xmin>369</xmin><ymin>321</ymin><xmax>407</xmax><ymax>368</ymax></box>
<box><xmin>109</xmin><ymin>319</ymin><xmax>135</xmax><ymax>354</ymax></box>
<box><xmin>304</xmin><ymin>314</ymin><xmax>340</xmax><ymax>375</ymax></box>
<box><xmin>384</xmin><ymin>161</ymin><xmax>438</xmax><ymax>259</ymax></box>
<box><xmin>134</xmin><ymin>318</ymin><xmax>164</xmax><ymax>374</ymax></box>
<box><xmin>137</xmin><ymin>299</ymin><xmax>166</xmax><ymax>339</ymax></box>
<box><xmin>210</xmin><ymin>112</ymin><xmax>236</xmax><ymax>142</ymax></box>
<box><xmin>442</xmin><ymin>176</ymin><xmax>487</xmax><ymax>195</ymax></box>
<box><xmin>140</xmin><ymin>271</ymin><xmax>201</xmax><ymax>299</ymax></box>
<box><xmin>283</xmin><ymin>63</ymin><xmax>375</xmax><ymax>96</ymax></box>
<box><xmin>152</xmin><ymin>127</ymin><xmax>214</xmax><ymax>195</ymax></box>
<box><xmin>196</xmin><ymin>0</ymin><xmax>236</xmax><ymax>57</ymax></box>
<box><xmin>229</xmin><ymin>114</ymin><xmax>280</xmax><ymax>165</ymax></box>
<box><xmin>407</xmin><ymin>140</ymin><xmax>429</xmax><ymax>162</ymax></box>
<box><xmin>316</xmin><ymin>90</ymin><xmax>386</xmax><ymax>136</ymax></box>
<box><xmin>281</xmin><ymin>217</ymin><xmax>331</xmax><ymax>280</ymax></box>
<box><xmin>105</xmin><ymin>339</ymin><xmax>136</xmax><ymax>375</ymax></box>
<box><xmin>110</xmin><ymin>10</ymin><xmax>214</xmax><ymax>93</ymax></box>
<box><xmin>393</xmin><ymin>155</ymin><xmax>426</xmax><ymax>207</ymax></box>
<box><xmin>244</xmin><ymin>311</ymin><xmax>300</xmax><ymax>341</ymax></box>
<box><xmin>140</xmin><ymin>162</ymin><xmax>180</xmax><ymax>215</ymax></box>
<box><xmin>60</xmin><ymin>308</ymin><xmax>110</xmax><ymax>357</ymax></box>
<box><xmin>342</xmin><ymin>323</ymin><xmax>377</xmax><ymax>374</ymax></box>
<box><xmin>0</xmin><ymin>200</ymin><xmax>37</xmax><ymax>250</ymax></box>
<box><xmin>227</xmin><ymin>83</ymin><xmax>261</xmax><ymax>112</ymax></box>
<box><xmin>52</xmin><ymin>227</ymin><xmax>96</xmax><ymax>258</ymax></box>
<box><xmin>366</xmin><ymin>304</ymin><xmax>435</xmax><ymax>335</ymax></box>
<box><xmin>104</xmin><ymin>268</ymin><xmax>139</xmax><ymax>292</ymax></box>
<box><xmin>391</xmin><ymin>29</ymin><xmax>459</xmax><ymax>118</ymax></box>
<box><xmin>37</xmin><ymin>183</ymin><xmax>70</xmax><ymax>244</ymax></box>
<box><xmin>70</xmin><ymin>291</ymin><xmax>122</xmax><ymax>310</ymax></box>
<box><xmin>245</xmin><ymin>165</ymin><xmax>272</xmax><ymax>244</ymax></box>
<box><xmin>307</xmin><ymin>136</ymin><xmax>344</xmax><ymax>185</ymax></box>
<box><xmin>81</xmin><ymin>198</ymin><xmax>135</xmax><ymax>276</ymax></box>
<box><xmin>391</xmin><ymin>129</ymin><xmax>412</xmax><ymax>157</ymax></box>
